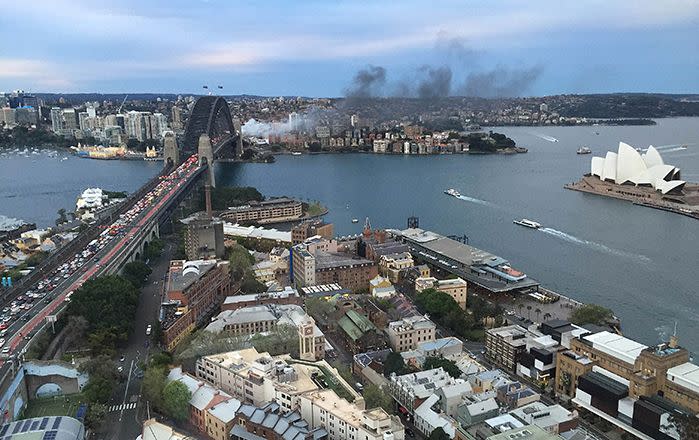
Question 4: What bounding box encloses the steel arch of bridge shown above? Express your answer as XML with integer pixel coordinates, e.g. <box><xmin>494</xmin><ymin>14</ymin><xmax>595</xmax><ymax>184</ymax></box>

<box><xmin>182</xmin><ymin>96</ymin><xmax>238</xmax><ymax>157</ymax></box>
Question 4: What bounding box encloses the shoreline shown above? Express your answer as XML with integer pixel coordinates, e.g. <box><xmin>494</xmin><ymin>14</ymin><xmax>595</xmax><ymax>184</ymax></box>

<box><xmin>564</xmin><ymin>176</ymin><xmax>699</xmax><ymax>220</ymax></box>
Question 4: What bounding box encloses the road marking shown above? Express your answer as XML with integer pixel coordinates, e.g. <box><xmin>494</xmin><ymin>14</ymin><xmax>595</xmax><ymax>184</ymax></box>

<box><xmin>108</xmin><ymin>402</ymin><xmax>138</xmax><ymax>412</ymax></box>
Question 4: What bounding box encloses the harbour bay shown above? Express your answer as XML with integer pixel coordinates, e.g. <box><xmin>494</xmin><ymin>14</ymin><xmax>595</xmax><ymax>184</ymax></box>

<box><xmin>2</xmin><ymin>117</ymin><xmax>698</xmax><ymax>355</ymax></box>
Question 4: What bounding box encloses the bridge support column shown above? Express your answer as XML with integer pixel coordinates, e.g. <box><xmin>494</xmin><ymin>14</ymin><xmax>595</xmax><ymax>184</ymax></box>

<box><xmin>232</xmin><ymin>118</ymin><xmax>243</xmax><ymax>158</ymax></box>
<box><xmin>198</xmin><ymin>134</ymin><xmax>216</xmax><ymax>187</ymax></box>
<box><xmin>163</xmin><ymin>131</ymin><xmax>179</xmax><ymax>167</ymax></box>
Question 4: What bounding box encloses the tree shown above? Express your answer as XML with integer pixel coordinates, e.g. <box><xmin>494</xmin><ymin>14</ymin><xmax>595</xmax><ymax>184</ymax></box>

<box><xmin>143</xmin><ymin>237</ymin><xmax>164</xmax><ymax>261</ymax></box>
<box><xmin>570</xmin><ymin>303</ymin><xmax>614</xmax><ymax>326</ymax></box>
<box><xmin>364</xmin><ymin>384</ymin><xmax>394</xmax><ymax>413</ymax></box>
<box><xmin>84</xmin><ymin>403</ymin><xmax>107</xmax><ymax>430</ymax></box>
<box><xmin>666</xmin><ymin>412</ymin><xmax>699</xmax><ymax>439</ymax></box>
<box><xmin>308</xmin><ymin>142</ymin><xmax>322</xmax><ymax>152</ymax></box>
<box><xmin>25</xmin><ymin>251</ymin><xmax>49</xmax><ymax>267</ymax></box>
<box><xmin>83</xmin><ymin>377</ymin><xmax>114</xmax><ymax>403</ymax></box>
<box><xmin>80</xmin><ymin>356</ymin><xmax>119</xmax><ymax>404</ymax></box>
<box><xmin>249</xmin><ymin>324</ymin><xmax>299</xmax><ymax>358</ymax></box>
<box><xmin>142</xmin><ymin>366</ymin><xmax>168</xmax><ymax>410</ymax></box>
<box><xmin>228</xmin><ymin>243</ymin><xmax>255</xmax><ymax>281</ymax></box>
<box><xmin>415</xmin><ymin>288</ymin><xmax>459</xmax><ymax>319</ymax></box>
<box><xmin>240</xmin><ymin>271</ymin><xmax>266</xmax><ymax>294</ymax></box>
<box><xmin>424</xmin><ymin>357</ymin><xmax>462</xmax><ymax>378</ymax></box>
<box><xmin>207</xmin><ymin>186</ymin><xmax>264</xmax><ymax>211</ymax></box>
<box><xmin>241</xmin><ymin>149</ymin><xmax>256</xmax><ymax>160</ymax></box>
<box><xmin>468</xmin><ymin>295</ymin><xmax>495</xmax><ymax>323</ymax></box>
<box><xmin>162</xmin><ymin>380</ymin><xmax>192</xmax><ymax>422</ymax></box>
<box><xmin>526</xmin><ymin>305</ymin><xmax>532</xmax><ymax>320</ymax></box>
<box><xmin>383</xmin><ymin>352</ymin><xmax>408</xmax><ymax>377</ymax></box>
<box><xmin>429</xmin><ymin>427</ymin><xmax>451</xmax><ymax>440</ymax></box>
<box><xmin>66</xmin><ymin>275</ymin><xmax>140</xmax><ymax>352</ymax></box>
<box><xmin>122</xmin><ymin>261</ymin><xmax>152</xmax><ymax>288</ymax></box>
<box><xmin>149</xmin><ymin>351</ymin><xmax>173</xmax><ymax>369</ymax></box>
<box><xmin>535</xmin><ymin>308</ymin><xmax>542</xmax><ymax>322</ymax></box>
<box><xmin>543</xmin><ymin>312</ymin><xmax>552</xmax><ymax>322</ymax></box>
<box><xmin>55</xmin><ymin>208</ymin><xmax>68</xmax><ymax>225</ymax></box>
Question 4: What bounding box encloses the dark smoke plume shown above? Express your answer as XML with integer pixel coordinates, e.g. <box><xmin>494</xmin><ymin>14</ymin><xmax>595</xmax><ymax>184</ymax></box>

<box><xmin>460</xmin><ymin>66</ymin><xmax>543</xmax><ymax>98</ymax></box>
<box><xmin>417</xmin><ymin>66</ymin><xmax>452</xmax><ymax>99</ymax></box>
<box><xmin>344</xmin><ymin>65</ymin><xmax>386</xmax><ymax>98</ymax></box>
<box><xmin>435</xmin><ymin>34</ymin><xmax>479</xmax><ymax>63</ymax></box>
<box><xmin>343</xmin><ymin>35</ymin><xmax>542</xmax><ymax>99</ymax></box>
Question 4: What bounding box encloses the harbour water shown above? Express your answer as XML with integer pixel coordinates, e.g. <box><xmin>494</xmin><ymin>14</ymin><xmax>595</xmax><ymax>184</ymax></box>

<box><xmin>1</xmin><ymin>117</ymin><xmax>698</xmax><ymax>354</ymax></box>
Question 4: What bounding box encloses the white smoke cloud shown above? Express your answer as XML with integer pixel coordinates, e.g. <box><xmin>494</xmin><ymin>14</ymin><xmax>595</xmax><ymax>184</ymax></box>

<box><xmin>241</xmin><ymin>118</ymin><xmax>293</xmax><ymax>137</ymax></box>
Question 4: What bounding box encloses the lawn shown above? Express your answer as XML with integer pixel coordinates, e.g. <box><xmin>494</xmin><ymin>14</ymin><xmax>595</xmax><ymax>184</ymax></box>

<box><xmin>22</xmin><ymin>394</ymin><xmax>86</xmax><ymax>419</ymax></box>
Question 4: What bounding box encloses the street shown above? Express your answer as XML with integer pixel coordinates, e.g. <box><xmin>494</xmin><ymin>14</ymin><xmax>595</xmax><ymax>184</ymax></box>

<box><xmin>96</xmin><ymin>237</ymin><xmax>175</xmax><ymax>440</ymax></box>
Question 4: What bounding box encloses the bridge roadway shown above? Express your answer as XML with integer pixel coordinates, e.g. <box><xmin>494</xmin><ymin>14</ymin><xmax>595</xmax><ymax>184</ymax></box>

<box><xmin>0</xmin><ymin>158</ymin><xmax>205</xmax><ymax>371</ymax></box>
<box><xmin>0</xmin><ymin>169</ymin><xmax>170</xmax><ymax>307</ymax></box>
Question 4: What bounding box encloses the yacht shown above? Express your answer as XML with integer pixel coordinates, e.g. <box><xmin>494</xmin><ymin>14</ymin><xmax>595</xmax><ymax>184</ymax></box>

<box><xmin>576</xmin><ymin>146</ymin><xmax>591</xmax><ymax>155</ymax></box>
<box><xmin>444</xmin><ymin>188</ymin><xmax>461</xmax><ymax>197</ymax></box>
<box><xmin>513</xmin><ymin>218</ymin><xmax>542</xmax><ymax>229</ymax></box>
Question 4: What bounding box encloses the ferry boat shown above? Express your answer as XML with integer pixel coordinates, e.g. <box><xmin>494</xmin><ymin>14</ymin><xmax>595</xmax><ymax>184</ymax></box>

<box><xmin>513</xmin><ymin>218</ymin><xmax>542</xmax><ymax>229</ymax></box>
<box><xmin>444</xmin><ymin>188</ymin><xmax>461</xmax><ymax>197</ymax></box>
<box><xmin>576</xmin><ymin>146</ymin><xmax>591</xmax><ymax>155</ymax></box>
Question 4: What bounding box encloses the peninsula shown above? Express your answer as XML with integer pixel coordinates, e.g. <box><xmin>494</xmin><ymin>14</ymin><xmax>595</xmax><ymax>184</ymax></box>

<box><xmin>565</xmin><ymin>141</ymin><xmax>699</xmax><ymax>219</ymax></box>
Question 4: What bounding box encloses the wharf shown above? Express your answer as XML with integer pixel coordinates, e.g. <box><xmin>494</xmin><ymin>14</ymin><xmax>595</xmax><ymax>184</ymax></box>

<box><xmin>393</xmin><ymin>228</ymin><xmax>540</xmax><ymax>294</ymax></box>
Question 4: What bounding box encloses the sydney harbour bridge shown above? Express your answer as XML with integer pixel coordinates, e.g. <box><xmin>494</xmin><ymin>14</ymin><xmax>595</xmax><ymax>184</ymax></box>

<box><xmin>162</xmin><ymin>96</ymin><xmax>242</xmax><ymax>186</ymax></box>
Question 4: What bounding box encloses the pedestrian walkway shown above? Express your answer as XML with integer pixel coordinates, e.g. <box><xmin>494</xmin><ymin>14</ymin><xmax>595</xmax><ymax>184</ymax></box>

<box><xmin>108</xmin><ymin>402</ymin><xmax>138</xmax><ymax>412</ymax></box>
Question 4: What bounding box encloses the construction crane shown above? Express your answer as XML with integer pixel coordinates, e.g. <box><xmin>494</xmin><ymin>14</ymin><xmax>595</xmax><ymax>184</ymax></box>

<box><xmin>117</xmin><ymin>94</ymin><xmax>128</xmax><ymax>113</ymax></box>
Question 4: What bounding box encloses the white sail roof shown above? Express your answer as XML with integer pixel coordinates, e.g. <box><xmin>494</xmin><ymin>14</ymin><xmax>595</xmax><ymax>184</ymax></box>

<box><xmin>616</xmin><ymin>142</ymin><xmax>647</xmax><ymax>184</ymax></box>
<box><xmin>591</xmin><ymin>157</ymin><xmax>605</xmax><ymax>177</ymax></box>
<box><xmin>589</xmin><ymin>141</ymin><xmax>684</xmax><ymax>194</ymax></box>
<box><xmin>602</xmin><ymin>152</ymin><xmax>617</xmax><ymax>182</ymax></box>
<box><xmin>642</xmin><ymin>145</ymin><xmax>664</xmax><ymax>168</ymax></box>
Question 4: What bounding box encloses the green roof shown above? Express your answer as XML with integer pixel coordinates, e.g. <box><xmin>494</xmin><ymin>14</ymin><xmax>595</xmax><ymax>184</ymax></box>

<box><xmin>338</xmin><ymin>316</ymin><xmax>364</xmax><ymax>341</ymax></box>
<box><xmin>345</xmin><ymin>309</ymin><xmax>376</xmax><ymax>333</ymax></box>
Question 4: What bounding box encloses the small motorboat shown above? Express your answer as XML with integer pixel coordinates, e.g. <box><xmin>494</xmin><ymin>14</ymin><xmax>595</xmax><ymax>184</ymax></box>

<box><xmin>351</xmin><ymin>218</ymin><xmax>359</xmax><ymax>223</ymax></box>
<box><xmin>513</xmin><ymin>218</ymin><xmax>542</xmax><ymax>229</ymax></box>
<box><xmin>576</xmin><ymin>146</ymin><xmax>591</xmax><ymax>155</ymax></box>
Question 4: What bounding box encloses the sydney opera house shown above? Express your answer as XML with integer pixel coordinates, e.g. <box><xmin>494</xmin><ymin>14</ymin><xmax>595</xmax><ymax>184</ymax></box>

<box><xmin>591</xmin><ymin>142</ymin><xmax>685</xmax><ymax>194</ymax></box>
<box><xmin>566</xmin><ymin>142</ymin><xmax>699</xmax><ymax>218</ymax></box>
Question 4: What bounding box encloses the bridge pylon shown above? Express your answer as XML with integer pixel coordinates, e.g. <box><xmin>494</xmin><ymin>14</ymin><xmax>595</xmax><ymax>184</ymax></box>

<box><xmin>198</xmin><ymin>134</ymin><xmax>216</xmax><ymax>187</ymax></box>
<box><xmin>163</xmin><ymin>131</ymin><xmax>179</xmax><ymax>167</ymax></box>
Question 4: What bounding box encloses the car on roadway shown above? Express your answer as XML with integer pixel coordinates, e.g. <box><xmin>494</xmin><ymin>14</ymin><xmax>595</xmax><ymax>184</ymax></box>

<box><xmin>145</xmin><ymin>325</ymin><xmax>152</xmax><ymax>336</ymax></box>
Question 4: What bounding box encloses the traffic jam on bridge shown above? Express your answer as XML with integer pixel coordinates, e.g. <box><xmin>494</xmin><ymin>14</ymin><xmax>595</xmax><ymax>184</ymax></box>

<box><xmin>0</xmin><ymin>155</ymin><xmax>200</xmax><ymax>359</ymax></box>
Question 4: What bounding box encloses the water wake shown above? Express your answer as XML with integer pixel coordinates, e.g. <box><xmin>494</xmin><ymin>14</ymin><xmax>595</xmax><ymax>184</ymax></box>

<box><xmin>661</xmin><ymin>146</ymin><xmax>694</xmax><ymax>153</ymax></box>
<box><xmin>456</xmin><ymin>194</ymin><xmax>497</xmax><ymax>207</ymax></box>
<box><xmin>531</xmin><ymin>133</ymin><xmax>559</xmax><ymax>143</ymax></box>
<box><xmin>539</xmin><ymin>227</ymin><xmax>651</xmax><ymax>263</ymax></box>
<box><xmin>654</xmin><ymin>143</ymin><xmax>695</xmax><ymax>150</ymax></box>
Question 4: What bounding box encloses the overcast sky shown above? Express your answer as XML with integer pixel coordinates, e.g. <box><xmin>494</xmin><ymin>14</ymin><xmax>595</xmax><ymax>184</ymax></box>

<box><xmin>1</xmin><ymin>0</ymin><xmax>698</xmax><ymax>96</ymax></box>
